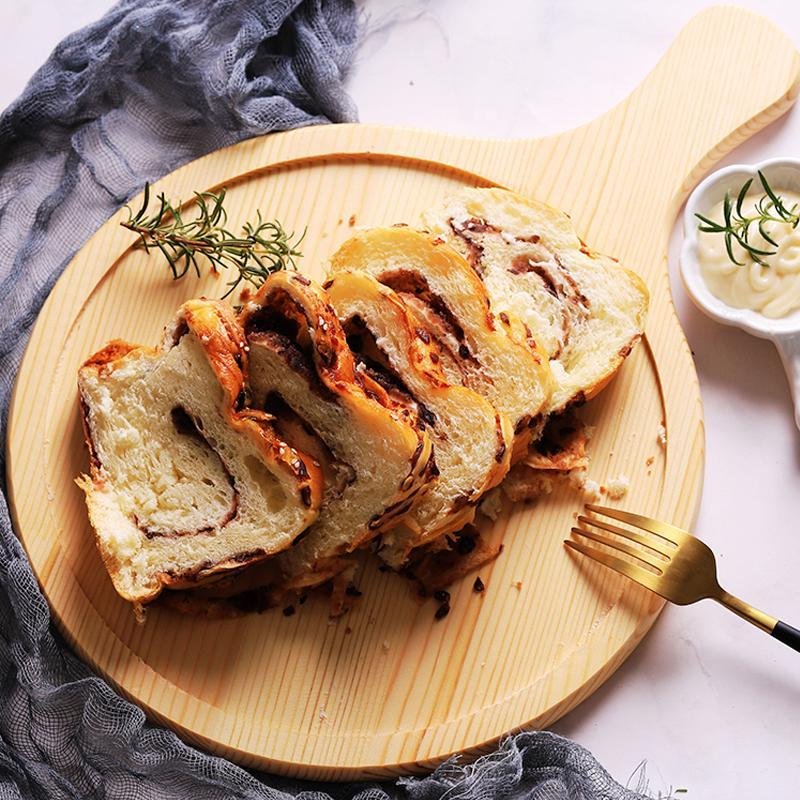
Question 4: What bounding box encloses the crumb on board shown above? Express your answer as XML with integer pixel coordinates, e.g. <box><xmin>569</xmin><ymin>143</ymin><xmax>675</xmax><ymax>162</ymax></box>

<box><xmin>319</xmin><ymin>708</ymin><xmax>328</xmax><ymax>722</ymax></box>
<box><xmin>569</xmin><ymin>465</ymin><xmax>629</xmax><ymax>501</ymax></box>
<box><xmin>646</xmin><ymin>456</ymin><xmax>654</xmax><ymax>467</ymax></box>
<box><xmin>478</xmin><ymin>489</ymin><xmax>503</xmax><ymax>520</ymax></box>
<box><xmin>657</xmin><ymin>423</ymin><xmax>667</xmax><ymax>448</ymax></box>
<box><xmin>582</xmin><ymin>478</ymin><xmax>601</xmax><ymax>501</ymax></box>
<box><xmin>502</xmin><ymin>466</ymin><xmax>554</xmax><ymax>503</ymax></box>
<box><xmin>381</xmin><ymin>641</ymin><xmax>390</xmax><ymax>653</ymax></box>
<box><xmin>570</xmin><ymin>468</ymin><xmax>600</xmax><ymax>500</ymax></box>
<box><xmin>348</xmin><ymin>214</ymin><xmax>357</xmax><ymax>227</ymax></box>
<box><xmin>568</xmin><ymin>467</ymin><xmax>586</xmax><ymax>490</ymax></box>
<box><xmin>512</xmin><ymin>580</ymin><xmax>523</xmax><ymax>591</ymax></box>
<box><xmin>605</xmin><ymin>474</ymin><xmax>630</xmax><ymax>500</ymax></box>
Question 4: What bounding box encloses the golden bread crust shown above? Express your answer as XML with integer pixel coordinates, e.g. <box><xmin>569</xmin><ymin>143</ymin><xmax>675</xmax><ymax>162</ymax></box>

<box><xmin>325</xmin><ymin>270</ymin><xmax>511</xmax><ymax>564</ymax></box>
<box><xmin>328</xmin><ymin>227</ymin><xmax>553</xmax><ymax>463</ymax></box>
<box><xmin>241</xmin><ymin>272</ymin><xmax>434</xmax><ymax>551</ymax></box>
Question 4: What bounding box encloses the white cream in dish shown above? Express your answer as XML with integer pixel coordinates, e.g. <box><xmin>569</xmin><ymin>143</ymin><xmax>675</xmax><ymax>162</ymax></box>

<box><xmin>697</xmin><ymin>189</ymin><xmax>800</xmax><ymax>319</ymax></box>
<box><xmin>682</xmin><ymin>159</ymin><xmax>800</xmax><ymax>432</ymax></box>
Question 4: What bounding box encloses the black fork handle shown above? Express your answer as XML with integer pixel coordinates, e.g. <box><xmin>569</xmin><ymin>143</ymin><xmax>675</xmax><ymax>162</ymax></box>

<box><xmin>772</xmin><ymin>621</ymin><xmax>800</xmax><ymax>653</ymax></box>
<box><xmin>716</xmin><ymin>590</ymin><xmax>800</xmax><ymax>654</ymax></box>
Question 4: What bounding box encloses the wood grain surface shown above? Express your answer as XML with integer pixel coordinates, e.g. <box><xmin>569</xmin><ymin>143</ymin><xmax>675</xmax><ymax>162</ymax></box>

<box><xmin>6</xmin><ymin>7</ymin><xmax>800</xmax><ymax>781</ymax></box>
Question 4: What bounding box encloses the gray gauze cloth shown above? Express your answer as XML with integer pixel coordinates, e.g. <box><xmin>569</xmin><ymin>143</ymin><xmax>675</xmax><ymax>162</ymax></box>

<box><xmin>0</xmin><ymin>1</ymin><xmax>646</xmax><ymax>798</ymax></box>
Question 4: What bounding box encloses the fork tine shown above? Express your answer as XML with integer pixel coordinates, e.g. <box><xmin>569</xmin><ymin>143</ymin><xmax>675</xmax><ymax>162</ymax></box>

<box><xmin>564</xmin><ymin>540</ymin><xmax>668</xmax><ymax>598</ymax></box>
<box><xmin>570</xmin><ymin>527</ymin><xmax>665</xmax><ymax>572</ymax></box>
<box><xmin>585</xmin><ymin>504</ymin><xmax>686</xmax><ymax>545</ymax></box>
<box><xmin>576</xmin><ymin>515</ymin><xmax>673</xmax><ymax>558</ymax></box>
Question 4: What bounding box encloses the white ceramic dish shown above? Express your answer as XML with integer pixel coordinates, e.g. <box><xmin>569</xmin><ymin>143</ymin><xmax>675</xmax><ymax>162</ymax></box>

<box><xmin>681</xmin><ymin>158</ymin><xmax>800</xmax><ymax>429</ymax></box>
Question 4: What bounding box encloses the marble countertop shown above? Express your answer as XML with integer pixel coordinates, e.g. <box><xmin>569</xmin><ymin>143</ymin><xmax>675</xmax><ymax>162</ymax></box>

<box><xmin>3</xmin><ymin>1</ymin><xmax>799</xmax><ymax>795</ymax></box>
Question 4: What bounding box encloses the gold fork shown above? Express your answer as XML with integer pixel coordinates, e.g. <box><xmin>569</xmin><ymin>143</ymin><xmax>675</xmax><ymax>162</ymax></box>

<box><xmin>566</xmin><ymin>504</ymin><xmax>800</xmax><ymax>653</ymax></box>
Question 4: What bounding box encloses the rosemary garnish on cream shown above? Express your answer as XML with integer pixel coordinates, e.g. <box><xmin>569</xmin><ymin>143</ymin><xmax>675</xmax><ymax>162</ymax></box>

<box><xmin>695</xmin><ymin>170</ymin><xmax>800</xmax><ymax>267</ymax></box>
<box><xmin>122</xmin><ymin>183</ymin><xmax>304</xmax><ymax>298</ymax></box>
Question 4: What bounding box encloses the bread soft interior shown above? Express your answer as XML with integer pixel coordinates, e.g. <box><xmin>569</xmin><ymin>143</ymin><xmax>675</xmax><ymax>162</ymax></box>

<box><xmin>78</xmin><ymin>327</ymin><xmax>318</xmax><ymax>605</ymax></box>
<box><xmin>422</xmin><ymin>187</ymin><xmax>649</xmax><ymax>412</ymax></box>
<box><xmin>243</xmin><ymin>274</ymin><xmax>432</xmax><ymax>584</ymax></box>
<box><xmin>326</xmin><ymin>271</ymin><xmax>510</xmax><ymax>566</ymax></box>
<box><xmin>328</xmin><ymin>227</ymin><xmax>553</xmax><ymax>461</ymax></box>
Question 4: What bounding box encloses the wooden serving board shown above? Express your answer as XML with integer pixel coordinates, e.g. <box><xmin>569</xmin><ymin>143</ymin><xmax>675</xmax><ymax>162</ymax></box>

<box><xmin>6</xmin><ymin>7</ymin><xmax>800</xmax><ymax>781</ymax></box>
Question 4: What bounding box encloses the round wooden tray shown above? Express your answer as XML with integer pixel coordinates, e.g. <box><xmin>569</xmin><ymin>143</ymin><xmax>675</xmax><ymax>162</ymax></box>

<box><xmin>6</xmin><ymin>8</ymin><xmax>799</xmax><ymax>780</ymax></box>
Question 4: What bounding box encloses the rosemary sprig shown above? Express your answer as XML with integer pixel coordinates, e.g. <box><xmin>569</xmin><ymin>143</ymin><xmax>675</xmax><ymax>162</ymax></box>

<box><xmin>695</xmin><ymin>170</ymin><xmax>799</xmax><ymax>267</ymax></box>
<box><xmin>121</xmin><ymin>183</ymin><xmax>305</xmax><ymax>298</ymax></box>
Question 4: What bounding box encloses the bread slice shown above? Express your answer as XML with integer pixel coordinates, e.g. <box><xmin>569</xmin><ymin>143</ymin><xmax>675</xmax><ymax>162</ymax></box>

<box><xmin>324</xmin><ymin>270</ymin><xmax>511</xmax><ymax>566</ymax></box>
<box><xmin>328</xmin><ymin>227</ymin><xmax>553</xmax><ymax>462</ymax></box>
<box><xmin>239</xmin><ymin>271</ymin><xmax>435</xmax><ymax>588</ymax></box>
<box><xmin>77</xmin><ymin>299</ymin><xmax>324</xmax><ymax>608</ymax></box>
<box><xmin>422</xmin><ymin>187</ymin><xmax>649</xmax><ymax>413</ymax></box>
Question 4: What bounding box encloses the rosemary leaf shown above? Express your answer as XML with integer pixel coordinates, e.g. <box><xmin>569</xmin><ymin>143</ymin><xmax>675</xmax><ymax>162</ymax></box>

<box><xmin>695</xmin><ymin>171</ymin><xmax>800</xmax><ymax>268</ymax></box>
<box><xmin>735</xmin><ymin>178</ymin><xmax>752</xmax><ymax>216</ymax></box>
<box><xmin>122</xmin><ymin>183</ymin><xmax>304</xmax><ymax>298</ymax></box>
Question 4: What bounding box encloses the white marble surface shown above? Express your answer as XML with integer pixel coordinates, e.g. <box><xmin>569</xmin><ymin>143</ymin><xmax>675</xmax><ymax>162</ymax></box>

<box><xmin>3</xmin><ymin>1</ymin><xmax>800</xmax><ymax>796</ymax></box>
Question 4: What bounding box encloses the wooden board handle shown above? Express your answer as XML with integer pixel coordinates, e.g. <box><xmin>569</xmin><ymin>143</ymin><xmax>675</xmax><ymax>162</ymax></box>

<box><xmin>493</xmin><ymin>6</ymin><xmax>800</xmax><ymax>248</ymax></box>
<box><xmin>600</xmin><ymin>6</ymin><xmax>800</xmax><ymax>221</ymax></box>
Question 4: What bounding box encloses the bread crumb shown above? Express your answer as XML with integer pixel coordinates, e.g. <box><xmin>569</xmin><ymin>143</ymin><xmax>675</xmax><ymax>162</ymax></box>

<box><xmin>569</xmin><ymin>468</ymin><xmax>601</xmax><ymax>500</ymax></box>
<box><xmin>478</xmin><ymin>489</ymin><xmax>503</xmax><ymax>521</ymax></box>
<box><xmin>319</xmin><ymin>708</ymin><xmax>328</xmax><ymax>722</ymax></box>
<box><xmin>657</xmin><ymin>423</ymin><xmax>667</xmax><ymax>448</ymax></box>
<box><xmin>605</xmin><ymin>474</ymin><xmax>630</xmax><ymax>500</ymax></box>
<box><xmin>512</xmin><ymin>580</ymin><xmax>523</xmax><ymax>591</ymax></box>
<box><xmin>502</xmin><ymin>465</ymin><xmax>553</xmax><ymax>503</ymax></box>
<box><xmin>381</xmin><ymin>641</ymin><xmax>390</xmax><ymax>653</ymax></box>
<box><xmin>348</xmin><ymin>214</ymin><xmax>357</xmax><ymax>227</ymax></box>
<box><xmin>582</xmin><ymin>478</ymin><xmax>601</xmax><ymax>501</ymax></box>
<box><xmin>646</xmin><ymin>456</ymin><xmax>654</xmax><ymax>467</ymax></box>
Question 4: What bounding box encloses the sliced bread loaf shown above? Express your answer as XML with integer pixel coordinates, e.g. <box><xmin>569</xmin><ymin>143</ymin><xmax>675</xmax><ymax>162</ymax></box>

<box><xmin>239</xmin><ymin>272</ymin><xmax>435</xmax><ymax>588</ymax></box>
<box><xmin>422</xmin><ymin>187</ymin><xmax>649</xmax><ymax>413</ymax></box>
<box><xmin>328</xmin><ymin>227</ymin><xmax>553</xmax><ymax>462</ymax></box>
<box><xmin>324</xmin><ymin>270</ymin><xmax>511</xmax><ymax>567</ymax></box>
<box><xmin>77</xmin><ymin>299</ymin><xmax>323</xmax><ymax>608</ymax></box>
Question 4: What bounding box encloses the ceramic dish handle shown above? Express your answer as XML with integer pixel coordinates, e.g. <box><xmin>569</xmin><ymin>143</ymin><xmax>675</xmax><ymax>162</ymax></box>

<box><xmin>775</xmin><ymin>335</ymin><xmax>800</xmax><ymax>431</ymax></box>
